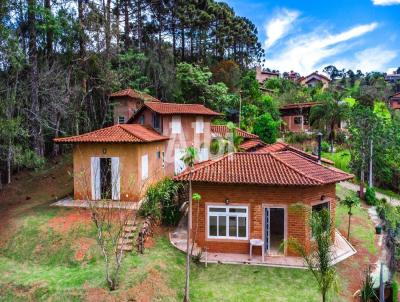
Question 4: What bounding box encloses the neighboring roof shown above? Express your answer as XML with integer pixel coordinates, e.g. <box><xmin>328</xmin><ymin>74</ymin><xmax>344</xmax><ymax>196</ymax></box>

<box><xmin>301</xmin><ymin>72</ymin><xmax>331</xmax><ymax>83</ymax></box>
<box><xmin>54</xmin><ymin>124</ymin><xmax>168</xmax><ymax>143</ymax></box>
<box><xmin>280</xmin><ymin>102</ymin><xmax>322</xmax><ymax>110</ymax></box>
<box><xmin>129</xmin><ymin>102</ymin><xmax>221</xmax><ymax>121</ymax></box>
<box><xmin>211</xmin><ymin>125</ymin><xmax>259</xmax><ymax>139</ymax></box>
<box><xmin>110</xmin><ymin>88</ymin><xmax>160</xmax><ymax>102</ymax></box>
<box><xmin>174</xmin><ymin>152</ymin><xmax>352</xmax><ymax>186</ymax></box>
<box><xmin>239</xmin><ymin>139</ymin><xmax>266</xmax><ymax>151</ymax></box>
<box><xmin>255</xmin><ymin>142</ymin><xmax>334</xmax><ymax>165</ymax></box>
<box><xmin>391</xmin><ymin>92</ymin><xmax>400</xmax><ymax>99</ymax></box>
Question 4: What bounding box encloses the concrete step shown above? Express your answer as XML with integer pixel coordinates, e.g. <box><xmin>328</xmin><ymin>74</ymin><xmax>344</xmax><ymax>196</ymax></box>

<box><xmin>122</xmin><ymin>232</ymin><xmax>135</xmax><ymax>239</ymax></box>
<box><xmin>118</xmin><ymin>244</ymin><xmax>133</xmax><ymax>251</ymax></box>
<box><xmin>124</xmin><ymin>226</ymin><xmax>137</xmax><ymax>232</ymax></box>
<box><xmin>125</xmin><ymin>220</ymin><xmax>136</xmax><ymax>226</ymax></box>
<box><xmin>118</xmin><ymin>238</ymin><xmax>134</xmax><ymax>245</ymax></box>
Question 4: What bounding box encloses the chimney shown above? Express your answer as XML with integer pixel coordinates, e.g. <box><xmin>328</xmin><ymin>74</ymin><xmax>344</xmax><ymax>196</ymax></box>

<box><xmin>317</xmin><ymin>132</ymin><xmax>323</xmax><ymax>164</ymax></box>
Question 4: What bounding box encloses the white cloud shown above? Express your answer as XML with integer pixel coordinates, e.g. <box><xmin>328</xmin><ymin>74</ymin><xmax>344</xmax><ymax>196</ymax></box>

<box><xmin>264</xmin><ymin>9</ymin><xmax>299</xmax><ymax>49</ymax></box>
<box><xmin>387</xmin><ymin>67</ymin><xmax>397</xmax><ymax>74</ymax></box>
<box><xmin>264</xmin><ymin>22</ymin><xmax>379</xmax><ymax>74</ymax></box>
<box><xmin>372</xmin><ymin>0</ymin><xmax>400</xmax><ymax>6</ymax></box>
<box><xmin>332</xmin><ymin>47</ymin><xmax>397</xmax><ymax>72</ymax></box>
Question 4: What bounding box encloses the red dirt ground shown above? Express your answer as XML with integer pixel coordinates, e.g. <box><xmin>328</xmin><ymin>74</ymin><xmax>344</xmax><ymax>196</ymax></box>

<box><xmin>336</xmin><ymin>213</ymin><xmax>380</xmax><ymax>301</ymax></box>
<box><xmin>48</xmin><ymin>209</ymin><xmax>92</xmax><ymax>233</ymax></box>
<box><xmin>74</xmin><ymin>237</ymin><xmax>97</xmax><ymax>261</ymax></box>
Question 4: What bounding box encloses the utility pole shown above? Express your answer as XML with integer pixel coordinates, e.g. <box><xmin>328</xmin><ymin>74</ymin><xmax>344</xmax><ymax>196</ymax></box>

<box><xmin>369</xmin><ymin>139</ymin><xmax>373</xmax><ymax>188</ymax></box>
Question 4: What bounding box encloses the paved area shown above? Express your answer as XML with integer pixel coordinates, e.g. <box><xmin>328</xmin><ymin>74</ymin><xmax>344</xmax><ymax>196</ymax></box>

<box><xmin>169</xmin><ymin>227</ymin><xmax>356</xmax><ymax>269</ymax></box>
<box><xmin>51</xmin><ymin>197</ymin><xmax>141</xmax><ymax>210</ymax></box>
<box><xmin>339</xmin><ymin>181</ymin><xmax>400</xmax><ymax>205</ymax></box>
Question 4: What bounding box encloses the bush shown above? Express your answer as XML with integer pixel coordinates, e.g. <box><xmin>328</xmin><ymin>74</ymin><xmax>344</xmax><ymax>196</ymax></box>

<box><xmin>393</xmin><ymin>280</ymin><xmax>398</xmax><ymax>302</ymax></box>
<box><xmin>321</xmin><ymin>141</ymin><xmax>330</xmax><ymax>152</ymax></box>
<box><xmin>253</xmin><ymin>113</ymin><xmax>280</xmax><ymax>144</ymax></box>
<box><xmin>365</xmin><ymin>186</ymin><xmax>377</xmax><ymax>205</ymax></box>
<box><xmin>285</xmin><ymin>132</ymin><xmax>310</xmax><ymax>144</ymax></box>
<box><xmin>139</xmin><ymin>178</ymin><xmax>183</xmax><ymax>226</ymax></box>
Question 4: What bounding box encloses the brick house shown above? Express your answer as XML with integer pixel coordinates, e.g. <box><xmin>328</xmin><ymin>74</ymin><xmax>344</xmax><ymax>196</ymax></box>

<box><xmin>390</xmin><ymin>92</ymin><xmax>400</xmax><ymax>111</ymax></box>
<box><xmin>299</xmin><ymin>71</ymin><xmax>330</xmax><ymax>89</ymax></box>
<box><xmin>255</xmin><ymin>66</ymin><xmax>280</xmax><ymax>85</ymax></box>
<box><xmin>279</xmin><ymin>102</ymin><xmax>321</xmax><ymax>132</ymax></box>
<box><xmin>174</xmin><ymin>152</ymin><xmax>352</xmax><ymax>256</ymax></box>
<box><xmin>110</xmin><ymin>88</ymin><xmax>160</xmax><ymax>125</ymax></box>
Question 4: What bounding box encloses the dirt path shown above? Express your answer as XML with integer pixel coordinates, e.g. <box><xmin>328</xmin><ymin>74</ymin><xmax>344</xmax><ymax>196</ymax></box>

<box><xmin>339</xmin><ymin>181</ymin><xmax>400</xmax><ymax>205</ymax></box>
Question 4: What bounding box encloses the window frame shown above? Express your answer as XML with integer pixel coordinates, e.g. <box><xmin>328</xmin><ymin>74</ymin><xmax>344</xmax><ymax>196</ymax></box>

<box><xmin>293</xmin><ymin>116</ymin><xmax>303</xmax><ymax>125</ymax></box>
<box><xmin>118</xmin><ymin>116</ymin><xmax>125</xmax><ymax>124</ymax></box>
<box><xmin>171</xmin><ymin>115</ymin><xmax>181</xmax><ymax>134</ymax></box>
<box><xmin>195</xmin><ymin>116</ymin><xmax>204</xmax><ymax>134</ymax></box>
<box><xmin>141</xmin><ymin>154</ymin><xmax>148</xmax><ymax>180</ymax></box>
<box><xmin>310</xmin><ymin>200</ymin><xmax>331</xmax><ymax>238</ymax></box>
<box><xmin>207</xmin><ymin>205</ymin><xmax>249</xmax><ymax>240</ymax></box>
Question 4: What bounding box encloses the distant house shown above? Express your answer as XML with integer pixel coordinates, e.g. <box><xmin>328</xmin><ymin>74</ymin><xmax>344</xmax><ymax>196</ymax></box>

<box><xmin>255</xmin><ymin>66</ymin><xmax>279</xmax><ymax>85</ymax></box>
<box><xmin>385</xmin><ymin>73</ymin><xmax>400</xmax><ymax>83</ymax></box>
<box><xmin>279</xmin><ymin>102</ymin><xmax>321</xmax><ymax>132</ymax></box>
<box><xmin>390</xmin><ymin>92</ymin><xmax>400</xmax><ymax>110</ymax></box>
<box><xmin>299</xmin><ymin>71</ymin><xmax>330</xmax><ymax>89</ymax></box>
<box><xmin>110</xmin><ymin>88</ymin><xmax>160</xmax><ymax>125</ymax></box>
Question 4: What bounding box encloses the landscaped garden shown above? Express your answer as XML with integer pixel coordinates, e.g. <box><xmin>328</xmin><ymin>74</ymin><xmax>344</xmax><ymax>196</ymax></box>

<box><xmin>0</xmin><ymin>159</ymin><xmax>380</xmax><ymax>301</ymax></box>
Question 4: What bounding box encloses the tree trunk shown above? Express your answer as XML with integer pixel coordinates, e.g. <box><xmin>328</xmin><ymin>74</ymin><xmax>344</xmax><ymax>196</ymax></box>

<box><xmin>28</xmin><ymin>0</ymin><xmax>44</xmax><ymax>157</ymax></box>
<box><xmin>78</xmin><ymin>0</ymin><xmax>85</xmax><ymax>59</ymax></box>
<box><xmin>171</xmin><ymin>12</ymin><xmax>176</xmax><ymax>63</ymax></box>
<box><xmin>184</xmin><ymin>173</ymin><xmax>192</xmax><ymax>302</ymax></box>
<box><xmin>347</xmin><ymin>212</ymin><xmax>351</xmax><ymax>240</ymax></box>
<box><xmin>44</xmin><ymin>0</ymin><xmax>53</xmax><ymax>65</ymax></box>
<box><xmin>104</xmin><ymin>0</ymin><xmax>111</xmax><ymax>59</ymax></box>
<box><xmin>7</xmin><ymin>142</ymin><xmax>12</xmax><ymax>184</ymax></box>
<box><xmin>115</xmin><ymin>0</ymin><xmax>120</xmax><ymax>51</ymax></box>
<box><xmin>124</xmin><ymin>0</ymin><xmax>130</xmax><ymax>50</ymax></box>
<box><xmin>181</xmin><ymin>27</ymin><xmax>185</xmax><ymax>61</ymax></box>
<box><xmin>136</xmin><ymin>0</ymin><xmax>142</xmax><ymax>51</ymax></box>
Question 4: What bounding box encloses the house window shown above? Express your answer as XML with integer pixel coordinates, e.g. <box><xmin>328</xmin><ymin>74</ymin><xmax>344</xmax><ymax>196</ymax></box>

<box><xmin>172</xmin><ymin>116</ymin><xmax>181</xmax><ymax>134</ymax></box>
<box><xmin>195</xmin><ymin>116</ymin><xmax>204</xmax><ymax>134</ymax></box>
<box><xmin>162</xmin><ymin>151</ymin><xmax>165</xmax><ymax>168</ymax></box>
<box><xmin>139</xmin><ymin>115</ymin><xmax>145</xmax><ymax>125</ymax></box>
<box><xmin>141</xmin><ymin>154</ymin><xmax>148</xmax><ymax>180</ymax></box>
<box><xmin>208</xmin><ymin>205</ymin><xmax>248</xmax><ymax>239</ymax></box>
<box><xmin>311</xmin><ymin>201</ymin><xmax>330</xmax><ymax>236</ymax></box>
<box><xmin>156</xmin><ymin>151</ymin><xmax>161</xmax><ymax>159</ymax></box>
<box><xmin>118</xmin><ymin>116</ymin><xmax>125</xmax><ymax>124</ymax></box>
<box><xmin>199</xmin><ymin>143</ymin><xmax>208</xmax><ymax>161</ymax></box>
<box><xmin>294</xmin><ymin>116</ymin><xmax>303</xmax><ymax>125</ymax></box>
<box><xmin>152</xmin><ymin>113</ymin><xmax>160</xmax><ymax>130</ymax></box>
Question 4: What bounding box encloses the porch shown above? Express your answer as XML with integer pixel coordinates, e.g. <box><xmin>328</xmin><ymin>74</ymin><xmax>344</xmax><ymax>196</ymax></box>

<box><xmin>51</xmin><ymin>196</ymin><xmax>141</xmax><ymax>210</ymax></box>
<box><xmin>169</xmin><ymin>228</ymin><xmax>356</xmax><ymax>269</ymax></box>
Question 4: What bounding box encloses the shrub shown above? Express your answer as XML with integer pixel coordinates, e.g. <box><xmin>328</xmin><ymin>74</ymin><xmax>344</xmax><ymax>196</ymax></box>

<box><xmin>321</xmin><ymin>141</ymin><xmax>330</xmax><ymax>152</ymax></box>
<box><xmin>365</xmin><ymin>186</ymin><xmax>377</xmax><ymax>205</ymax></box>
<box><xmin>139</xmin><ymin>178</ymin><xmax>183</xmax><ymax>226</ymax></box>
<box><xmin>393</xmin><ymin>280</ymin><xmax>398</xmax><ymax>302</ymax></box>
<box><xmin>285</xmin><ymin>132</ymin><xmax>310</xmax><ymax>144</ymax></box>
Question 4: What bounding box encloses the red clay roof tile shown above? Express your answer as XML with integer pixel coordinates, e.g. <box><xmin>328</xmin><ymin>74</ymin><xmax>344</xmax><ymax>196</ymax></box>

<box><xmin>279</xmin><ymin>102</ymin><xmax>321</xmax><ymax>110</ymax></box>
<box><xmin>141</xmin><ymin>102</ymin><xmax>221</xmax><ymax>116</ymax></box>
<box><xmin>174</xmin><ymin>152</ymin><xmax>352</xmax><ymax>186</ymax></box>
<box><xmin>211</xmin><ymin>125</ymin><xmax>259</xmax><ymax>139</ymax></box>
<box><xmin>54</xmin><ymin>124</ymin><xmax>168</xmax><ymax>143</ymax></box>
<box><xmin>239</xmin><ymin>139</ymin><xmax>266</xmax><ymax>151</ymax></box>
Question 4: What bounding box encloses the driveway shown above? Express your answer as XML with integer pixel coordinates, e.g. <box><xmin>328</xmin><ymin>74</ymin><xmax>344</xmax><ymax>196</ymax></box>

<box><xmin>339</xmin><ymin>181</ymin><xmax>400</xmax><ymax>206</ymax></box>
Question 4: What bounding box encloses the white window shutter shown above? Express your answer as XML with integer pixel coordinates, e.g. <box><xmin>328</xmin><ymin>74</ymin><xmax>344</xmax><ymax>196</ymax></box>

<box><xmin>111</xmin><ymin>157</ymin><xmax>120</xmax><ymax>200</ymax></box>
<box><xmin>174</xmin><ymin>148</ymin><xmax>186</xmax><ymax>174</ymax></box>
<box><xmin>172</xmin><ymin>116</ymin><xmax>181</xmax><ymax>134</ymax></box>
<box><xmin>141</xmin><ymin>154</ymin><xmax>148</xmax><ymax>180</ymax></box>
<box><xmin>91</xmin><ymin>157</ymin><xmax>100</xmax><ymax>200</ymax></box>
<box><xmin>199</xmin><ymin>148</ymin><xmax>208</xmax><ymax>161</ymax></box>
<box><xmin>196</xmin><ymin>116</ymin><xmax>204</xmax><ymax>134</ymax></box>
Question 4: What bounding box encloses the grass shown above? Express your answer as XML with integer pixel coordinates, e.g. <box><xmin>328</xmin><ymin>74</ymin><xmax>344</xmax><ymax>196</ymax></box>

<box><xmin>322</xmin><ymin>150</ymin><xmax>351</xmax><ymax>173</ymax></box>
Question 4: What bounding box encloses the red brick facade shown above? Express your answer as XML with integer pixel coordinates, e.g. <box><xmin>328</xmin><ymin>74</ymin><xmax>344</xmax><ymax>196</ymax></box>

<box><xmin>191</xmin><ymin>183</ymin><xmax>336</xmax><ymax>256</ymax></box>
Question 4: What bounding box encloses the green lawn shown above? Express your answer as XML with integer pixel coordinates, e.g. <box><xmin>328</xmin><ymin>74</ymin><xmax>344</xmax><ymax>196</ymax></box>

<box><xmin>322</xmin><ymin>150</ymin><xmax>351</xmax><ymax>173</ymax></box>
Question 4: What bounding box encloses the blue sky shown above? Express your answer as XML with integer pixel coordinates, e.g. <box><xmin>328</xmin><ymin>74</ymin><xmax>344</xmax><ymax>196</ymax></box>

<box><xmin>225</xmin><ymin>0</ymin><xmax>400</xmax><ymax>75</ymax></box>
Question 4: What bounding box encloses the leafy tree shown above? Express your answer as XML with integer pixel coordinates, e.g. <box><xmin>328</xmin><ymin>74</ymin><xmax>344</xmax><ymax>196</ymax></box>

<box><xmin>341</xmin><ymin>195</ymin><xmax>360</xmax><ymax>240</ymax></box>
<box><xmin>211</xmin><ymin>60</ymin><xmax>241</xmax><ymax>92</ymax></box>
<box><xmin>288</xmin><ymin>209</ymin><xmax>338</xmax><ymax>302</ymax></box>
<box><xmin>253</xmin><ymin>113</ymin><xmax>280</xmax><ymax>144</ymax></box>
<box><xmin>323</xmin><ymin>65</ymin><xmax>342</xmax><ymax>80</ymax></box>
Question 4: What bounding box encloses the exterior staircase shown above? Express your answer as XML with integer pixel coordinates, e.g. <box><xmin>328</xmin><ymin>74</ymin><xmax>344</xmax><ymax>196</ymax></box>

<box><xmin>117</xmin><ymin>219</ymin><xmax>137</xmax><ymax>252</ymax></box>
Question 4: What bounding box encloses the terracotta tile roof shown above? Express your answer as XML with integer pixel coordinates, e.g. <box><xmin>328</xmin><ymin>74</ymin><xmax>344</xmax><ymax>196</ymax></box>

<box><xmin>110</xmin><ymin>88</ymin><xmax>160</xmax><ymax>102</ymax></box>
<box><xmin>391</xmin><ymin>92</ymin><xmax>400</xmax><ymax>99</ymax></box>
<box><xmin>174</xmin><ymin>152</ymin><xmax>352</xmax><ymax>186</ymax></box>
<box><xmin>140</xmin><ymin>102</ymin><xmax>221</xmax><ymax>116</ymax></box>
<box><xmin>301</xmin><ymin>72</ymin><xmax>331</xmax><ymax>82</ymax></box>
<box><xmin>255</xmin><ymin>142</ymin><xmax>334</xmax><ymax>165</ymax></box>
<box><xmin>239</xmin><ymin>139</ymin><xmax>266</xmax><ymax>151</ymax></box>
<box><xmin>54</xmin><ymin>124</ymin><xmax>168</xmax><ymax>143</ymax></box>
<box><xmin>280</xmin><ymin>102</ymin><xmax>321</xmax><ymax>110</ymax></box>
<box><xmin>211</xmin><ymin>125</ymin><xmax>259</xmax><ymax>139</ymax></box>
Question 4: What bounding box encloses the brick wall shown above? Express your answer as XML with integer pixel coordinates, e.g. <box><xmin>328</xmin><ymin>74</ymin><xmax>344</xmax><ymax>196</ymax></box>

<box><xmin>191</xmin><ymin>183</ymin><xmax>336</xmax><ymax>256</ymax></box>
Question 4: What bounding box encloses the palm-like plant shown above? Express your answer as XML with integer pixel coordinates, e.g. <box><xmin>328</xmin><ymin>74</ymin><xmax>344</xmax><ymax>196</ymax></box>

<box><xmin>310</xmin><ymin>89</ymin><xmax>349</xmax><ymax>152</ymax></box>
<box><xmin>287</xmin><ymin>209</ymin><xmax>338</xmax><ymax>302</ymax></box>
<box><xmin>182</xmin><ymin>146</ymin><xmax>197</xmax><ymax>302</ymax></box>
<box><xmin>341</xmin><ymin>194</ymin><xmax>360</xmax><ymax>241</ymax></box>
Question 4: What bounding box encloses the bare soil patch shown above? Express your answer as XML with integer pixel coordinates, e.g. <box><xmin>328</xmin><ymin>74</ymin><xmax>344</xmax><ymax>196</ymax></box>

<box><xmin>74</xmin><ymin>237</ymin><xmax>97</xmax><ymax>261</ymax></box>
<box><xmin>47</xmin><ymin>209</ymin><xmax>92</xmax><ymax>233</ymax></box>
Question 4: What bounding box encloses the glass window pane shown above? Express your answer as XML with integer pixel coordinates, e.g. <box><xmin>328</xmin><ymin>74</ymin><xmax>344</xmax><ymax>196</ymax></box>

<box><xmin>229</xmin><ymin>216</ymin><xmax>237</xmax><ymax>237</ymax></box>
<box><xmin>209</xmin><ymin>216</ymin><xmax>217</xmax><ymax>236</ymax></box>
<box><xmin>229</xmin><ymin>208</ymin><xmax>246</xmax><ymax>213</ymax></box>
<box><xmin>238</xmin><ymin>217</ymin><xmax>246</xmax><ymax>238</ymax></box>
<box><xmin>218</xmin><ymin>216</ymin><xmax>226</xmax><ymax>236</ymax></box>
<box><xmin>209</xmin><ymin>207</ymin><xmax>226</xmax><ymax>213</ymax></box>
